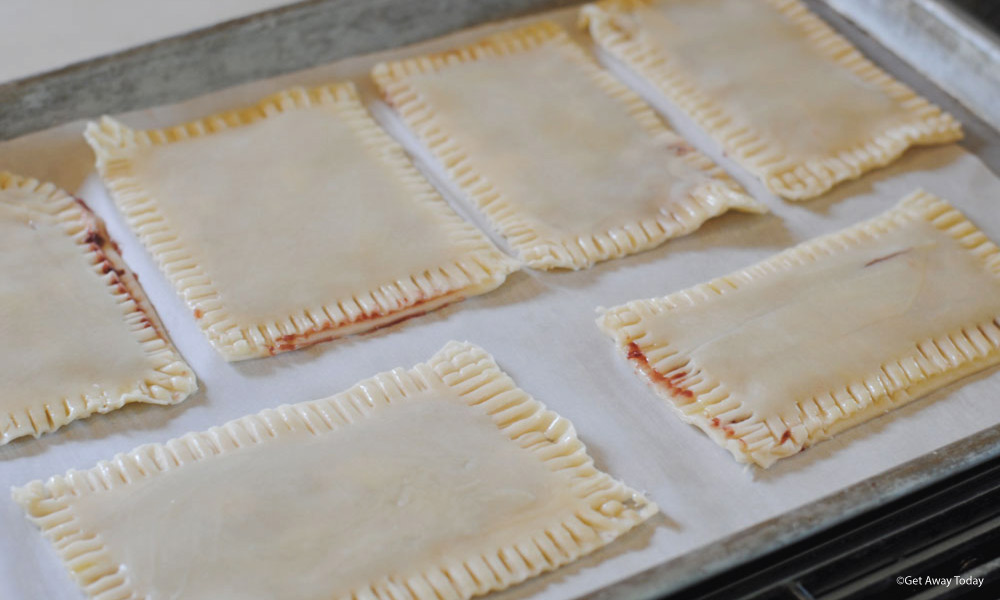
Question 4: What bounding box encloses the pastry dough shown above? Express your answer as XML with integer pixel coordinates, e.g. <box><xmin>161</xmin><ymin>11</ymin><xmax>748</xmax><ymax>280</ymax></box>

<box><xmin>581</xmin><ymin>0</ymin><xmax>963</xmax><ymax>200</ymax></box>
<box><xmin>85</xmin><ymin>84</ymin><xmax>516</xmax><ymax>361</ymax></box>
<box><xmin>0</xmin><ymin>172</ymin><xmax>195</xmax><ymax>445</ymax></box>
<box><xmin>599</xmin><ymin>191</ymin><xmax>1000</xmax><ymax>467</ymax></box>
<box><xmin>373</xmin><ymin>22</ymin><xmax>765</xmax><ymax>270</ymax></box>
<box><xmin>15</xmin><ymin>341</ymin><xmax>657</xmax><ymax>600</ymax></box>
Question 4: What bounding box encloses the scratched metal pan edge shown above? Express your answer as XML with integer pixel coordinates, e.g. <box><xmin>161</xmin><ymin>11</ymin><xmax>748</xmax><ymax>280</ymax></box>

<box><xmin>0</xmin><ymin>0</ymin><xmax>582</xmax><ymax>141</ymax></box>
<box><xmin>2</xmin><ymin>1</ymin><xmax>1000</xmax><ymax>600</ymax></box>
<box><xmin>583</xmin><ymin>425</ymin><xmax>1000</xmax><ymax>600</ymax></box>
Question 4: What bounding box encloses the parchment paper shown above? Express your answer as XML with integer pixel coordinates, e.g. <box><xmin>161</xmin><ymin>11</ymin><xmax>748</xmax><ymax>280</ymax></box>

<box><xmin>1</xmin><ymin>8</ymin><xmax>999</xmax><ymax>600</ymax></box>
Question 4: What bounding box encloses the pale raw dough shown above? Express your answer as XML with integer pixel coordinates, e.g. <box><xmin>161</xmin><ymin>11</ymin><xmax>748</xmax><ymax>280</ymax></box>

<box><xmin>640</xmin><ymin>220</ymin><xmax>998</xmax><ymax>414</ymax></box>
<box><xmin>68</xmin><ymin>401</ymin><xmax>570</xmax><ymax>599</ymax></box>
<box><xmin>374</xmin><ymin>21</ymin><xmax>765</xmax><ymax>270</ymax></box>
<box><xmin>634</xmin><ymin>0</ymin><xmax>900</xmax><ymax>157</ymax></box>
<box><xmin>129</xmin><ymin>108</ymin><xmax>476</xmax><ymax>321</ymax></box>
<box><xmin>407</xmin><ymin>49</ymin><xmax>711</xmax><ymax>234</ymax></box>
<box><xmin>15</xmin><ymin>342</ymin><xmax>656</xmax><ymax>600</ymax></box>
<box><xmin>86</xmin><ymin>84</ymin><xmax>516</xmax><ymax>361</ymax></box>
<box><xmin>0</xmin><ymin>202</ymin><xmax>147</xmax><ymax>409</ymax></box>
<box><xmin>0</xmin><ymin>173</ymin><xmax>195</xmax><ymax>445</ymax></box>
<box><xmin>599</xmin><ymin>191</ymin><xmax>1000</xmax><ymax>467</ymax></box>
<box><xmin>582</xmin><ymin>0</ymin><xmax>963</xmax><ymax>199</ymax></box>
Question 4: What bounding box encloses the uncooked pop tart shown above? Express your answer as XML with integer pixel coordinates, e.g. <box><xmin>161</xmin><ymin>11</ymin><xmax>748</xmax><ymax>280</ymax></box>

<box><xmin>600</xmin><ymin>191</ymin><xmax>1000</xmax><ymax>467</ymax></box>
<box><xmin>0</xmin><ymin>172</ymin><xmax>195</xmax><ymax>444</ymax></box>
<box><xmin>15</xmin><ymin>342</ymin><xmax>656</xmax><ymax>600</ymax></box>
<box><xmin>86</xmin><ymin>84</ymin><xmax>516</xmax><ymax>361</ymax></box>
<box><xmin>373</xmin><ymin>21</ymin><xmax>765</xmax><ymax>270</ymax></box>
<box><xmin>582</xmin><ymin>0</ymin><xmax>963</xmax><ymax>200</ymax></box>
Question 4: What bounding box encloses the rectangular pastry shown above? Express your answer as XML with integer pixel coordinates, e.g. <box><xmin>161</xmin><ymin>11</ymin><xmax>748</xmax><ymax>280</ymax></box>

<box><xmin>15</xmin><ymin>341</ymin><xmax>657</xmax><ymax>600</ymax></box>
<box><xmin>373</xmin><ymin>21</ymin><xmax>765</xmax><ymax>270</ymax></box>
<box><xmin>582</xmin><ymin>0</ymin><xmax>963</xmax><ymax>200</ymax></box>
<box><xmin>0</xmin><ymin>172</ymin><xmax>196</xmax><ymax>445</ymax></box>
<box><xmin>599</xmin><ymin>191</ymin><xmax>1000</xmax><ymax>467</ymax></box>
<box><xmin>85</xmin><ymin>83</ymin><xmax>517</xmax><ymax>361</ymax></box>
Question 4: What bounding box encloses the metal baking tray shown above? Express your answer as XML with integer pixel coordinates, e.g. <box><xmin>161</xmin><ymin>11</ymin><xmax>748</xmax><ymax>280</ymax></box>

<box><xmin>1</xmin><ymin>2</ymin><xmax>998</xmax><ymax>599</ymax></box>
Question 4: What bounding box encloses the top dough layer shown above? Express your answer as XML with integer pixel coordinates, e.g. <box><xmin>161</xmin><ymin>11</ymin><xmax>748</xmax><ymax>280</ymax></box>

<box><xmin>86</xmin><ymin>84</ymin><xmax>515</xmax><ymax>360</ymax></box>
<box><xmin>0</xmin><ymin>199</ymin><xmax>149</xmax><ymax>412</ymax></box>
<box><xmin>127</xmin><ymin>107</ymin><xmax>474</xmax><ymax>321</ymax></box>
<box><xmin>374</xmin><ymin>22</ymin><xmax>765</xmax><ymax>270</ymax></box>
<box><xmin>582</xmin><ymin>0</ymin><xmax>963</xmax><ymax>199</ymax></box>
<box><xmin>405</xmin><ymin>49</ymin><xmax>714</xmax><ymax>234</ymax></box>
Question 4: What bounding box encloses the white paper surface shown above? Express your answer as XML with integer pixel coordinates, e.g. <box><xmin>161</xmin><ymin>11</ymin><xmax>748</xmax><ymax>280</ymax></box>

<box><xmin>2</xmin><ymin>8</ymin><xmax>1000</xmax><ymax>600</ymax></box>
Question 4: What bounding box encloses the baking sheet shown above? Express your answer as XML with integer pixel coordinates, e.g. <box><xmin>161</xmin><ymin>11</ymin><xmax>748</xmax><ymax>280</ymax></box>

<box><xmin>0</xmin><ymin>0</ymin><xmax>298</xmax><ymax>83</ymax></box>
<box><xmin>2</xmin><ymin>7</ymin><xmax>1000</xmax><ymax>600</ymax></box>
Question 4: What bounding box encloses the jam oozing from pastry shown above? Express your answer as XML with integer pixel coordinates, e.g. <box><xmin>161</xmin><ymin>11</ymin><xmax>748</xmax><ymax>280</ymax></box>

<box><xmin>265</xmin><ymin>292</ymin><xmax>458</xmax><ymax>355</ymax></box>
<box><xmin>625</xmin><ymin>341</ymin><xmax>695</xmax><ymax>400</ymax></box>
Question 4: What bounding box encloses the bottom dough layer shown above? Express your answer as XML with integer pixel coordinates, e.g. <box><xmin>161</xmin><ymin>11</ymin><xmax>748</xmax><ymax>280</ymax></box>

<box><xmin>617</xmin><ymin>340</ymin><xmax>1000</xmax><ymax>467</ymax></box>
<box><xmin>263</xmin><ymin>288</ymin><xmax>469</xmax><ymax>355</ymax></box>
<box><xmin>14</xmin><ymin>342</ymin><xmax>656</xmax><ymax>600</ymax></box>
